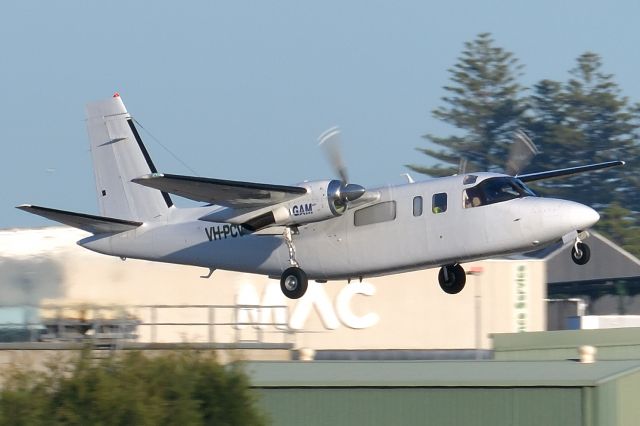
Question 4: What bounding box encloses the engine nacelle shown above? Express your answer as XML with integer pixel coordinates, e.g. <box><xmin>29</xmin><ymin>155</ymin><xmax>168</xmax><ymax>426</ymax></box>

<box><xmin>243</xmin><ymin>180</ymin><xmax>348</xmax><ymax>230</ymax></box>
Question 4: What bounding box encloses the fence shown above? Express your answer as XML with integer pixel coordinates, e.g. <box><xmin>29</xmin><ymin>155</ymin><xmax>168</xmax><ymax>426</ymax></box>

<box><xmin>0</xmin><ymin>304</ymin><xmax>294</xmax><ymax>346</ymax></box>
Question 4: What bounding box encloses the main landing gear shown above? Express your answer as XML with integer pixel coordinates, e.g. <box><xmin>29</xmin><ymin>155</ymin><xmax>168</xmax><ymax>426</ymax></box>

<box><xmin>438</xmin><ymin>264</ymin><xmax>466</xmax><ymax>294</ymax></box>
<box><xmin>281</xmin><ymin>267</ymin><xmax>308</xmax><ymax>299</ymax></box>
<box><xmin>279</xmin><ymin>227</ymin><xmax>309</xmax><ymax>299</ymax></box>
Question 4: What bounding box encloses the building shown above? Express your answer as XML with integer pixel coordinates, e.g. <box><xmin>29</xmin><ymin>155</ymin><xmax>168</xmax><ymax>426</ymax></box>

<box><xmin>521</xmin><ymin>232</ymin><xmax>640</xmax><ymax>329</ymax></box>
<box><xmin>4</xmin><ymin>226</ymin><xmax>640</xmax><ymax>354</ymax></box>
<box><xmin>247</xmin><ymin>359</ymin><xmax>640</xmax><ymax>426</ymax></box>
<box><xmin>0</xmin><ymin>226</ymin><xmax>546</xmax><ymax>354</ymax></box>
<box><xmin>5</xmin><ymin>226</ymin><xmax>640</xmax><ymax>424</ymax></box>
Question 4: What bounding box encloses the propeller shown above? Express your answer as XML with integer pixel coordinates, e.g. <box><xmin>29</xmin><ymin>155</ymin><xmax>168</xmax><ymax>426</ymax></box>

<box><xmin>457</xmin><ymin>130</ymin><xmax>538</xmax><ymax>176</ymax></box>
<box><xmin>458</xmin><ymin>157</ymin><xmax>468</xmax><ymax>175</ymax></box>
<box><xmin>318</xmin><ymin>127</ymin><xmax>366</xmax><ymax>207</ymax></box>
<box><xmin>318</xmin><ymin>127</ymin><xmax>349</xmax><ymax>184</ymax></box>
<box><xmin>505</xmin><ymin>129</ymin><xmax>539</xmax><ymax>176</ymax></box>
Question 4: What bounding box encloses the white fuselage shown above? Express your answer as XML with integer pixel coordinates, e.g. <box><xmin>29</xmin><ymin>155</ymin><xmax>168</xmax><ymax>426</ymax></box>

<box><xmin>79</xmin><ymin>173</ymin><xmax>599</xmax><ymax>281</ymax></box>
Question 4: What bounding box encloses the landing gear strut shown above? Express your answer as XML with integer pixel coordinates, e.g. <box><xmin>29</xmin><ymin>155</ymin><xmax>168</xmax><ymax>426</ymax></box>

<box><xmin>280</xmin><ymin>227</ymin><xmax>309</xmax><ymax>299</ymax></box>
<box><xmin>438</xmin><ymin>264</ymin><xmax>466</xmax><ymax>294</ymax></box>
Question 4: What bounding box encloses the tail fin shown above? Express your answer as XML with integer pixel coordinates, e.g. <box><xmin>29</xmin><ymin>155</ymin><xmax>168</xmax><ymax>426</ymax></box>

<box><xmin>85</xmin><ymin>94</ymin><xmax>173</xmax><ymax>221</ymax></box>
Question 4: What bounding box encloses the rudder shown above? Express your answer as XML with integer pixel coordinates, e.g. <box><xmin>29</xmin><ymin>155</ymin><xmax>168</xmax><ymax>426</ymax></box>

<box><xmin>85</xmin><ymin>94</ymin><xmax>173</xmax><ymax>221</ymax></box>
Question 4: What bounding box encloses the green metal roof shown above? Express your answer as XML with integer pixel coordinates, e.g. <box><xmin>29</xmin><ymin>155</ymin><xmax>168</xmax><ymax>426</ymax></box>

<box><xmin>493</xmin><ymin>328</ymin><xmax>640</xmax><ymax>352</ymax></box>
<box><xmin>245</xmin><ymin>360</ymin><xmax>640</xmax><ymax>388</ymax></box>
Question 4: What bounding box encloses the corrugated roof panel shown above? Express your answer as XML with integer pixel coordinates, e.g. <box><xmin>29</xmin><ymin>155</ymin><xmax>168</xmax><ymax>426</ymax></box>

<box><xmin>245</xmin><ymin>360</ymin><xmax>640</xmax><ymax>388</ymax></box>
<box><xmin>493</xmin><ymin>328</ymin><xmax>640</xmax><ymax>363</ymax></box>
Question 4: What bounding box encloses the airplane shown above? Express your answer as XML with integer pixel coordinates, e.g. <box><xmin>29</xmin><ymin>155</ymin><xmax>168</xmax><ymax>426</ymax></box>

<box><xmin>18</xmin><ymin>94</ymin><xmax>625</xmax><ymax>299</ymax></box>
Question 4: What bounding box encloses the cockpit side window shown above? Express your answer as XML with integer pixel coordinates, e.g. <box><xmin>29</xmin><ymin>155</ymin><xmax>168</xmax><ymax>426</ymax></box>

<box><xmin>463</xmin><ymin>177</ymin><xmax>535</xmax><ymax>208</ymax></box>
<box><xmin>463</xmin><ymin>187</ymin><xmax>483</xmax><ymax>208</ymax></box>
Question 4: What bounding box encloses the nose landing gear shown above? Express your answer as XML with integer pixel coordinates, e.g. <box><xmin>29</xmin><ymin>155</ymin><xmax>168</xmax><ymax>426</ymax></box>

<box><xmin>570</xmin><ymin>231</ymin><xmax>592</xmax><ymax>266</ymax></box>
<box><xmin>571</xmin><ymin>241</ymin><xmax>591</xmax><ymax>265</ymax></box>
<box><xmin>438</xmin><ymin>264</ymin><xmax>466</xmax><ymax>294</ymax></box>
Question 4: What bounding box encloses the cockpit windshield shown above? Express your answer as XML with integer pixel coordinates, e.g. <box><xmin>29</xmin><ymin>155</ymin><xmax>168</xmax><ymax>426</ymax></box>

<box><xmin>463</xmin><ymin>177</ymin><xmax>535</xmax><ymax>208</ymax></box>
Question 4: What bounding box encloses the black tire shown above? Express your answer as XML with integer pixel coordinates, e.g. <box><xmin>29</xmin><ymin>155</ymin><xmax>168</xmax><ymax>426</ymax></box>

<box><xmin>438</xmin><ymin>264</ymin><xmax>466</xmax><ymax>294</ymax></box>
<box><xmin>571</xmin><ymin>242</ymin><xmax>591</xmax><ymax>265</ymax></box>
<box><xmin>280</xmin><ymin>267</ymin><xmax>309</xmax><ymax>299</ymax></box>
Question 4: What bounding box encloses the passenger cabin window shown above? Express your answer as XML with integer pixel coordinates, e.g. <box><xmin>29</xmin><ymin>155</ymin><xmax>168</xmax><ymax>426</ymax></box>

<box><xmin>432</xmin><ymin>193</ymin><xmax>447</xmax><ymax>214</ymax></box>
<box><xmin>413</xmin><ymin>196</ymin><xmax>423</xmax><ymax>217</ymax></box>
<box><xmin>354</xmin><ymin>201</ymin><xmax>397</xmax><ymax>226</ymax></box>
<box><xmin>463</xmin><ymin>177</ymin><xmax>535</xmax><ymax>208</ymax></box>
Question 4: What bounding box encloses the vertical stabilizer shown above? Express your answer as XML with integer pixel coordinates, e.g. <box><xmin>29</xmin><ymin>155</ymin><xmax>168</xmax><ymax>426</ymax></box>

<box><xmin>86</xmin><ymin>94</ymin><xmax>172</xmax><ymax>221</ymax></box>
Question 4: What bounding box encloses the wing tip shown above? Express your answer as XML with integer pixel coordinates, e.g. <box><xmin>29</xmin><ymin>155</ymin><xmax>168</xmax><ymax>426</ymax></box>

<box><xmin>16</xmin><ymin>204</ymin><xmax>38</xmax><ymax>212</ymax></box>
<box><xmin>132</xmin><ymin>173</ymin><xmax>164</xmax><ymax>183</ymax></box>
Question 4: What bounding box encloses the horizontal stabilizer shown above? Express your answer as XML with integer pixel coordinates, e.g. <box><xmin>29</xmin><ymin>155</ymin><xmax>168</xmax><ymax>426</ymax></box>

<box><xmin>518</xmin><ymin>160</ymin><xmax>625</xmax><ymax>183</ymax></box>
<box><xmin>16</xmin><ymin>205</ymin><xmax>142</xmax><ymax>235</ymax></box>
<box><xmin>132</xmin><ymin>173</ymin><xmax>307</xmax><ymax>208</ymax></box>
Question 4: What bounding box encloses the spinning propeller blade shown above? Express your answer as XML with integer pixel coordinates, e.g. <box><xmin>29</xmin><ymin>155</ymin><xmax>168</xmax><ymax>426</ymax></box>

<box><xmin>458</xmin><ymin>157</ymin><xmax>468</xmax><ymax>175</ymax></box>
<box><xmin>318</xmin><ymin>127</ymin><xmax>349</xmax><ymax>184</ymax></box>
<box><xmin>318</xmin><ymin>127</ymin><xmax>365</xmax><ymax>203</ymax></box>
<box><xmin>506</xmin><ymin>129</ymin><xmax>539</xmax><ymax>176</ymax></box>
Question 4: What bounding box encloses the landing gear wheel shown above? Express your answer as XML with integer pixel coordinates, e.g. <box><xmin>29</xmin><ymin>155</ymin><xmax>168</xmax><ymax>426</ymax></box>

<box><xmin>571</xmin><ymin>242</ymin><xmax>591</xmax><ymax>265</ymax></box>
<box><xmin>280</xmin><ymin>267</ymin><xmax>309</xmax><ymax>299</ymax></box>
<box><xmin>438</xmin><ymin>264</ymin><xmax>466</xmax><ymax>294</ymax></box>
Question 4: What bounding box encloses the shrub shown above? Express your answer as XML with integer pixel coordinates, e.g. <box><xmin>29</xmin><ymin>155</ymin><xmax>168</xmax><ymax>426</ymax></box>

<box><xmin>0</xmin><ymin>349</ymin><xmax>266</xmax><ymax>426</ymax></box>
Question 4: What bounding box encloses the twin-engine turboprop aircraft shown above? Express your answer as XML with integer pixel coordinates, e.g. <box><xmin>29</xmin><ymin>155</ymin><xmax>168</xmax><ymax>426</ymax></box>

<box><xmin>19</xmin><ymin>94</ymin><xmax>624</xmax><ymax>299</ymax></box>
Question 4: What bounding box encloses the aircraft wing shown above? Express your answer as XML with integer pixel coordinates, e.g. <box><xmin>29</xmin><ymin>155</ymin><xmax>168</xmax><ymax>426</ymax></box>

<box><xmin>132</xmin><ymin>173</ymin><xmax>308</xmax><ymax>208</ymax></box>
<box><xmin>16</xmin><ymin>205</ymin><xmax>142</xmax><ymax>235</ymax></box>
<box><xmin>518</xmin><ymin>160</ymin><xmax>625</xmax><ymax>183</ymax></box>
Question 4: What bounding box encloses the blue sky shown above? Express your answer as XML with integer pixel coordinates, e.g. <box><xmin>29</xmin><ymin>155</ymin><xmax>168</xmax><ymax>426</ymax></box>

<box><xmin>2</xmin><ymin>1</ymin><xmax>639</xmax><ymax>227</ymax></box>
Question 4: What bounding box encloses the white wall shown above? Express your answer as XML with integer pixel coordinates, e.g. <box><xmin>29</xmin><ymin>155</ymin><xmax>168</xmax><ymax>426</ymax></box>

<box><xmin>0</xmin><ymin>227</ymin><xmax>546</xmax><ymax>350</ymax></box>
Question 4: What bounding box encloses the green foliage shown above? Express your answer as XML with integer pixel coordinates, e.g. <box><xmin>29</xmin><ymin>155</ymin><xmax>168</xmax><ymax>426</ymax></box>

<box><xmin>410</xmin><ymin>33</ymin><xmax>640</xmax><ymax>257</ymax></box>
<box><xmin>596</xmin><ymin>202</ymin><xmax>640</xmax><ymax>258</ymax></box>
<box><xmin>407</xmin><ymin>33</ymin><xmax>527</xmax><ymax>176</ymax></box>
<box><xmin>516</xmin><ymin>53</ymin><xmax>640</xmax><ymax>252</ymax></box>
<box><xmin>0</xmin><ymin>349</ymin><xmax>267</xmax><ymax>426</ymax></box>
<box><xmin>525</xmin><ymin>52</ymin><xmax>639</xmax><ymax>209</ymax></box>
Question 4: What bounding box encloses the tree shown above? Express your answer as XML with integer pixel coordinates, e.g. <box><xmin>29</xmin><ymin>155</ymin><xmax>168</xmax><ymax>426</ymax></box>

<box><xmin>596</xmin><ymin>202</ymin><xmax>640</xmax><ymax>258</ymax></box>
<box><xmin>407</xmin><ymin>33</ymin><xmax>528</xmax><ymax>176</ymax></box>
<box><xmin>525</xmin><ymin>52</ymin><xmax>639</xmax><ymax>210</ymax></box>
<box><xmin>0</xmin><ymin>349</ymin><xmax>267</xmax><ymax>426</ymax></box>
<box><xmin>409</xmin><ymin>35</ymin><xmax>640</xmax><ymax>255</ymax></box>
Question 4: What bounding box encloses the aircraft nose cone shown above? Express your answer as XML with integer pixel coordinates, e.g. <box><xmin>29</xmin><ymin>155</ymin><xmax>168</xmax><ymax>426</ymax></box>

<box><xmin>573</xmin><ymin>203</ymin><xmax>600</xmax><ymax>229</ymax></box>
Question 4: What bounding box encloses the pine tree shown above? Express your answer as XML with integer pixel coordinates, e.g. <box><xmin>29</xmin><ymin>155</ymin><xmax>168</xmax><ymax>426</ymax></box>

<box><xmin>407</xmin><ymin>33</ymin><xmax>528</xmax><ymax>176</ymax></box>
<box><xmin>596</xmin><ymin>202</ymin><xmax>640</xmax><ymax>258</ymax></box>
<box><xmin>525</xmin><ymin>53</ymin><xmax>638</xmax><ymax>209</ymax></box>
<box><xmin>408</xmin><ymin>35</ymin><xmax>640</xmax><ymax>256</ymax></box>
